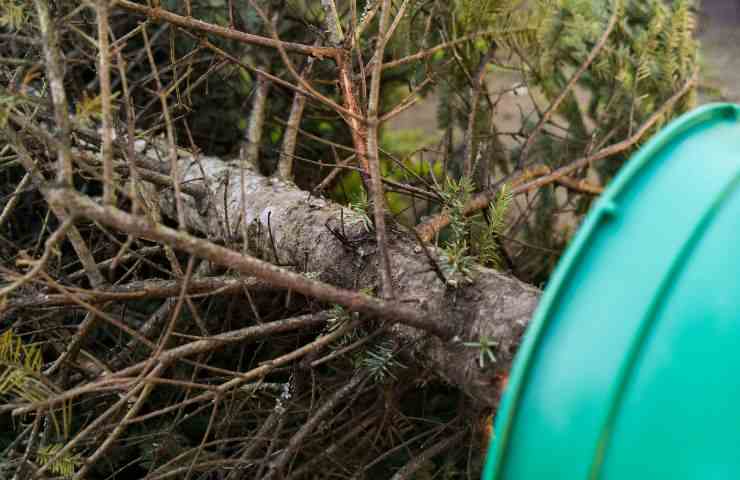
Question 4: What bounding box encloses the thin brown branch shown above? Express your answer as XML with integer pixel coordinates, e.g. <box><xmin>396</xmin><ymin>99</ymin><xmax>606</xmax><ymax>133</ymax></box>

<box><xmin>309</xmin><ymin>326</ymin><xmax>386</xmax><ymax>368</ymax></box>
<box><xmin>30</xmin><ymin>365</ymin><xmax>160</xmax><ymax>479</ymax></box>
<box><xmin>9</xmin><ymin>312</ymin><xmax>333</xmax><ymax>417</ymax></box>
<box><xmin>313</xmin><ymin>150</ymin><xmax>356</xmax><ymax>192</ymax></box>
<box><xmin>298</xmin><ymin>154</ymin><xmax>440</xmax><ymax>202</ymax></box>
<box><xmin>277</xmin><ymin>58</ymin><xmax>314</xmax><ymax>180</ymax></box>
<box><xmin>554</xmin><ymin>176</ymin><xmax>604</xmax><ymax>195</ymax></box>
<box><xmin>265</xmin><ymin>372</ymin><xmax>368</xmax><ymax>479</ymax></box>
<box><xmin>287</xmin><ymin>413</ymin><xmax>377</xmax><ymax>479</ymax></box>
<box><xmin>32</xmin><ymin>0</ymin><xmax>73</xmax><ymax>185</ymax></box>
<box><xmin>0</xmin><ymin>219</ymin><xmax>72</xmax><ymax>299</ymax></box>
<box><xmin>0</xmin><ymin>56</ymin><xmax>39</xmax><ymax>67</ymax></box>
<box><xmin>380</xmin><ymin>29</ymin><xmax>524</xmax><ymax>71</ymax></box>
<box><xmin>241</xmin><ymin>73</ymin><xmax>271</xmax><ymax>170</ymax></box>
<box><xmin>8</xmin><ymin>113</ymin><xmax>208</xmax><ymax>201</ymax></box>
<box><xmin>7</xmin><ymin>276</ymin><xmax>267</xmax><ymax>310</ymax></box>
<box><xmin>515</xmin><ymin>69</ymin><xmax>698</xmax><ymax>193</ymax></box>
<box><xmin>337</xmin><ymin>51</ymin><xmax>371</xmax><ymax>175</ymax></box>
<box><xmin>416</xmin><ymin>69</ymin><xmax>698</xmax><ymax>242</ymax></box>
<box><xmin>113</xmin><ymin>30</ymin><xmax>144</xmax><ymax>217</ymax></box>
<box><xmin>389</xmin><ymin>428</ymin><xmax>467</xmax><ymax>480</ymax></box>
<box><xmin>30</xmin><ymin>0</ymin><xmax>105</xmax><ymax>286</ymax></box>
<box><xmin>36</xmin><ymin>271</ymin><xmax>159</xmax><ymax>352</ymax></box>
<box><xmin>67</xmin><ymin>245</ymin><xmax>161</xmax><ymax>281</ymax></box>
<box><xmin>141</xmin><ymin>24</ymin><xmax>186</xmax><ymax>229</ymax></box>
<box><xmin>44</xmin><ymin>187</ymin><xmax>454</xmax><ymax>339</ymax></box>
<box><xmin>4</xmin><ymin>126</ymin><xmax>106</xmax><ymax>287</ymax></box>
<box><xmin>198</xmin><ymin>37</ymin><xmax>363</xmax><ymax>122</ymax></box>
<box><xmin>69</xmin><ymin>365</ymin><xmax>166</xmax><ymax>480</ymax></box>
<box><xmin>44</xmin><ymin>310</ymin><xmax>102</xmax><ymax>377</ymax></box>
<box><xmin>272</xmin><ymin>117</ymin><xmax>356</xmax><ymax>154</ymax></box>
<box><xmin>97</xmin><ymin>0</ymin><xmax>115</xmax><ymax>205</ymax></box>
<box><xmin>0</xmin><ymin>172</ymin><xmax>32</xmax><ymax>228</ymax></box>
<box><xmin>463</xmin><ymin>49</ymin><xmax>496</xmax><ymax>179</ymax></box>
<box><xmin>121</xmin><ymin>317</ymin><xmax>361</xmax><ymax>426</ymax></box>
<box><xmin>224</xmin><ymin>407</ymin><xmax>283</xmax><ymax>480</ymax></box>
<box><xmin>115</xmin><ymin>0</ymin><xmax>338</xmax><ymax>58</ymax></box>
<box><xmin>12</xmin><ymin>416</ymin><xmax>40</xmax><ymax>480</ymax></box>
<box><xmin>248</xmin><ymin>0</ymin><xmax>368</xmax><ymax>128</ymax></box>
<box><xmin>384</xmin><ymin>0</ymin><xmax>411</xmax><ymax>45</ymax></box>
<box><xmin>364</xmin><ymin>0</ymin><xmax>412</xmax><ymax>70</ymax></box>
<box><xmin>367</xmin><ymin>0</ymin><xmax>394</xmax><ymax>299</ymax></box>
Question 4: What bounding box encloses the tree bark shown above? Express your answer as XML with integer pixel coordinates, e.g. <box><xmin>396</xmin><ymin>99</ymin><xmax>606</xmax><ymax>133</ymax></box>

<box><xmin>147</xmin><ymin>147</ymin><xmax>540</xmax><ymax>406</ymax></box>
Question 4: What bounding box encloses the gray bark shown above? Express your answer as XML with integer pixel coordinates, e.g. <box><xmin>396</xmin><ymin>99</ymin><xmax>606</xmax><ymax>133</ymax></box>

<box><xmin>152</xmin><ymin>149</ymin><xmax>540</xmax><ymax>406</ymax></box>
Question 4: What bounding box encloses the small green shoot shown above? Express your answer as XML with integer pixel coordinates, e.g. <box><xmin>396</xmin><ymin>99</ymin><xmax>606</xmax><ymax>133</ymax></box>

<box><xmin>463</xmin><ymin>335</ymin><xmax>498</xmax><ymax>368</ymax></box>
<box><xmin>348</xmin><ymin>190</ymin><xmax>373</xmax><ymax>232</ymax></box>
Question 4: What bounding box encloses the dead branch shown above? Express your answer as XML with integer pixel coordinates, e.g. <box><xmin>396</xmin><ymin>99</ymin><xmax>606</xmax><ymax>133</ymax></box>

<box><xmin>115</xmin><ymin>0</ymin><xmax>338</xmax><ymax>58</ymax></box>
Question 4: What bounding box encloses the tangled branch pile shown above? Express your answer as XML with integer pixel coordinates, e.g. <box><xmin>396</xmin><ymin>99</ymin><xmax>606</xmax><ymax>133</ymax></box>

<box><xmin>0</xmin><ymin>0</ymin><xmax>696</xmax><ymax>478</ymax></box>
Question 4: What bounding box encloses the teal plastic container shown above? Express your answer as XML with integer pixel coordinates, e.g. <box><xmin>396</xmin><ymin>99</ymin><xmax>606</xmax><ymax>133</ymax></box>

<box><xmin>484</xmin><ymin>103</ymin><xmax>740</xmax><ymax>479</ymax></box>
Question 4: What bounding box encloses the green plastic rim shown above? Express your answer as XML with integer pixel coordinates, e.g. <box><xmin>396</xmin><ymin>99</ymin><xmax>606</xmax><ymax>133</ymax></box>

<box><xmin>483</xmin><ymin>103</ymin><xmax>740</xmax><ymax>480</ymax></box>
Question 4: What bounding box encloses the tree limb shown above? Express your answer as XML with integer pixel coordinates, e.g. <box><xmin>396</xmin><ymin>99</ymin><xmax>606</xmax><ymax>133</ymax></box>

<box><xmin>42</xmin><ymin>143</ymin><xmax>539</xmax><ymax>406</ymax></box>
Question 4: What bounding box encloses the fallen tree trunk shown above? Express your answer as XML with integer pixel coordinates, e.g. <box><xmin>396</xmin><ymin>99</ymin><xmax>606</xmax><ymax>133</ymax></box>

<box><xmin>134</xmin><ymin>147</ymin><xmax>540</xmax><ymax>406</ymax></box>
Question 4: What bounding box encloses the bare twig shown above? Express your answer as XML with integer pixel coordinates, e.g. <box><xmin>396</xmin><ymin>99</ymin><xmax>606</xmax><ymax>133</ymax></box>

<box><xmin>313</xmin><ymin>152</ymin><xmax>356</xmax><ymax>192</ymax></box>
<box><xmin>248</xmin><ymin>0</ymin><xmax>368</xmax><ymax>127</ymax></box>
<box><xmin>242</xmin><ymin>74</ymin><xmax>271</xmax><ymax>170</ymax></box>
<box><xmin>115</xmin><ymin>0</ymin><xmax>338</xmax><ymax>58</ymax></box>
<box><xmin>44</xmin><ymin>187</ymin><xmax>454</xmax><ymax>339</ymax></box>
<box><xmin>416</xmin><ymin>69</ymin><xmax>698</xmax><ymax>242</ymax></box>
<box><xmin>9</xmin><ymin>312</ymin><xmax>334</xmax><ymax>417</ymax></box>
<box><xmin>8</xmin><ymin>276</ymin><xmax>266</xmax><ymax>310</ymax></box>
<box><xmin>198</xmin><ymin>37</ymin><xmax>362</xmax><ymax>122</ymax></box>
<box><xmin>119</xmin><ymin>317</ymin><xmax>362</xmax><ymax>426</ymax></box>
<box><xmin>287</xmin><ymin>412</ymin><xmax>377</xmax><ymax>479</ymax></box>
<box><xmin>389</xmin><ymin>428</ymin><xmax>467</xmax><ymax>480</ymax></box>
<box><xmin>515</xmin><ymin>69</ymin><xmax>698</xmax><ymax>193</ymax></box>
<box><xmin>277</xmin><ymin>58</ymin><xmax>314</xmax><ymax>180</ymax></box>
<box><xmin>0</xmin><ymin>172</ymin><xmax>32</xmax><ymax>228</ymax></box>
<box><xmin>30</xmin><ymin>364</ymin><xmax>161</xmax><ymax>479</ymax></box>
<box><xmin>11</xmin><ymin>416</ymin><xmax>40</xmax><ymax>480</ymax></box>
<box><xmin>141</xmin><ymin>24</ymin><xmax>186</xmax><ymax>229</ymax></box>
<box><xmin>224</xmin><ymin>407</ymin><xmax>284</xmax><ymax>480</ymax></box>
<box><xmin>5</xmin><ymin>125</ymin><xmax>106</xmax><ymax>287</ymax></box>
<box><xmin>463</xmin><ymin>49</ymin><xmax>496</xmax><ymax>179</ymax></box>
<box><xmin>32</xmin><ymin>0</ymin><xmax>72</xmax><ymax>185</ymax></box>
<box><xmin>366</xmin><ymin>0</ymin><xmax>394</xmax><ymax>299</ymax></box>
<box><xmin>265</xmin><ymin>372</ymin><xmax>368</xmax><ymax>479</ymax></box>
<box><xmin>554</xmin><ymin>176</ymin><xmax>604</xmax><ymax>195</ymax></box>
<box><xmin>0</xmin><ymin>219</ymin><xmax>71</xmax><ymax>300</ymax></box>
<box><xmin>381</xmin><ymin>29</ymin><xmax>525</xmax><ymax>71</ymax></box>
<box><xmin>337</xmin><ymin>51</ymin><xmax>371</xmax><ymax>175</ymax></box>
<box><xmin>69</xmin><ymin>365</ymin><xmax>166</xmax><ymax>480</ymax></box>
<box><xmin>96</xmin><ymin>0</ymin><xmax>115</xmax><ymax>205</ymax></box>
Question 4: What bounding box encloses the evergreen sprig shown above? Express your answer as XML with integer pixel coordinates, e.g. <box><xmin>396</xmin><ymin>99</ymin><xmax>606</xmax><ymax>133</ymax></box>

<box><xmin>0</xmin><ymin>330</ymin><xmax>72</xmax><ymax>439</ymax></box>
<box><xmin>478</xmin><ymin>183</ymin><xmax>512</xmax><ymax>269</ymax></box>
<box><xmin>36</xmin><ymin>444</ymin><xmax>83</xmax><ymax>479</ymax></box>
<box><xmin>355</xmin><ymin>338</ymin><xmax>406</xmax><ymax>383</ymax></box>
